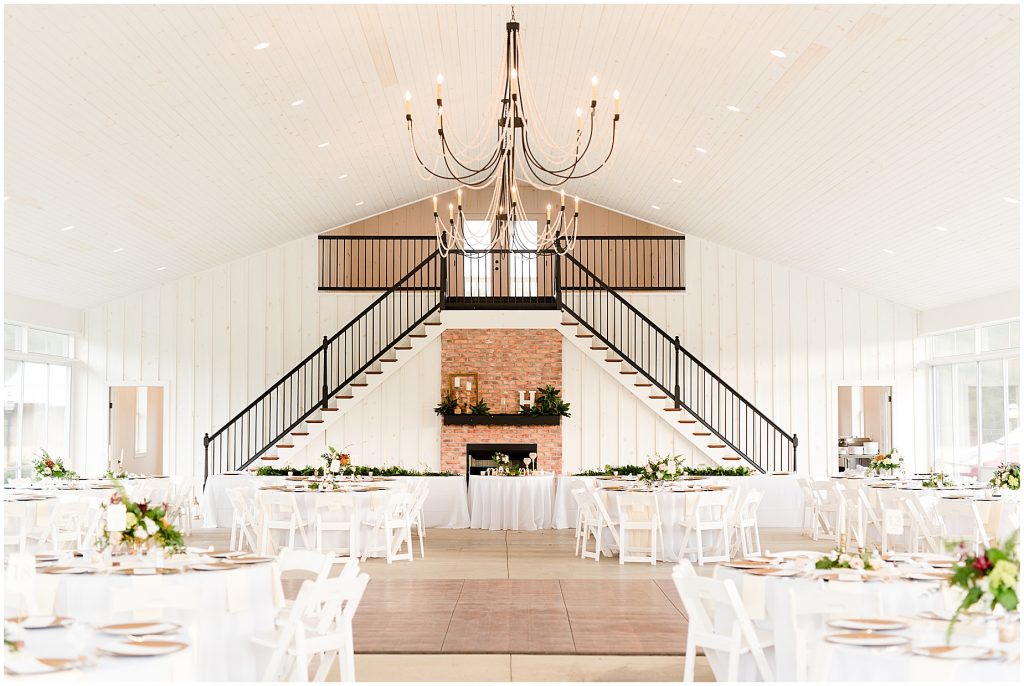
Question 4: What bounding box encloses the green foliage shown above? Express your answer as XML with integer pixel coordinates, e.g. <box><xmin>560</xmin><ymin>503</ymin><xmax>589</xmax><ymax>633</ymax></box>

<box><xmin>469</xmin><ymin>397</ymin><xmax>492</xmax><ymax>415</ymax></box>
<box><xmin>573</xmin><ymin>464</ymin><xmax>752</xmax><ymax>477</ymax></box>
<box><xmin>97</xmin><ymin>479</ymin><xmax>185</xmax><ymax>555</ymax></box>
<box><xmin>814</xmin><ymin>548</ymin><xmax>875</xmax><ymax>571</ymax></box>
<box><xmin>922</xmin><ymin>472</ymin><xmax>955</xmax><ymax>488</ymax></box>
<box><xmin>946</xmin><ymin>530</ymin><xmax>1019</xmax><ymax>640</ymax></box>
<box><xmin>989</xmin><ymin>462</ymin><xmax>1020</xmax><ymax>490</ymax></box>
<box><xmin>434</xmin><ymin>391</ymin><xmax>459</xmax><ymax>416</ymax></box>
<box><xmin>34</xmin><ymin>449</ymin><xmax>78</xmax><ymax>480</ymax></box>
<box><xmin>520</xmin><ymin>385</ymin><xmax>571</xmax><ymax>417</ymax></box>
<box><xmin>253</xmin><ymin>465</ymin><xmax>457</xmax><ymax>477</ymax></box>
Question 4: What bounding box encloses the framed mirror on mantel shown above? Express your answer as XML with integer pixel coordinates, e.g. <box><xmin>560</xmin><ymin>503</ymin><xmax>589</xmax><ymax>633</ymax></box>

<box><xmin>836</xmin><ymin>385</ymin><xmax>893</xmax><ymax>474</ymax></box>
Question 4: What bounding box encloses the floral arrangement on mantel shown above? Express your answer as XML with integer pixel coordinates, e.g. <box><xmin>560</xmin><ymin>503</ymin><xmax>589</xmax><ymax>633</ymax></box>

<box><xmin>95</xmin><ymin>480</ymin><xmax>185</xmax><ymax>555</ymax></box>
<box><xmin>989</xmin><ymin>463</ymin><xmax>1020</xmax><ymax>490</ymax></box>
<box><xmin>33</xmin><ymin>450</ymin><xmax>78</xmax><ymax>481</ymax></box>
<box><xmin>865</xmin><ymin>449</ymin><xmax>905</xmax><ymax>476</ymax></box>
<box><xmin>946</xmin><ymin>530</ymin><xmax>1019</xmax><ymax>640</ymax></box>
<box><xmin>922</xmin><ymin>472</ymin><xmax>956</xmax><ymax>489</ymax></box>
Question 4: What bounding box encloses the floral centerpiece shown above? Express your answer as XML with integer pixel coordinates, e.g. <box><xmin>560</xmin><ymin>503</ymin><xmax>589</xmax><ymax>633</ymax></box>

<box><xmin>866</xmin><ymin>449</ymin><xmax>904</xmax><ymax>476</ymax></box>
<box><xmin>989</xmin><ymin>463</ymin><xmax>1020</xmax><ymax>490</ymax></box>
<box><xmin>33</xmin><ymin>450</ymin><xmax>78</xmax><ymax>481</ymax></box>
<box><xmin>922</xmin><ymin>472</ymin><xmax>955</xmax><ymax>488</ymax></box>
<box><xmin>815</xmin><ymin>546</ymin><xmax>877</xmax><ymax>571</ymax></box>
<box><xmin>946</xmin><ymin>531</ymin><xmax>1019</xmax><ymax>639</ymax></box>
<box><xmin>491</xmin><ymin>452</ymin><xmax>518</xmax><ymax>476</ymax></box>
<box><xmin>95</xmin><ymin>480</ymin><xmax>185</xmax><ymax>555</ymax></box>
<box><xmin>639</xmin><ymin>454</ymin><xmax>682</xmax><ymax>486</ymax></box>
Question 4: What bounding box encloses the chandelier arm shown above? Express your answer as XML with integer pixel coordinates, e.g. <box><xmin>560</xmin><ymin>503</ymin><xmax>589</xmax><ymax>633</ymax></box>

<box><xmin>438</xmin><ymin>130</ymin><xmax>502</xmax><ymax>176</ymax></box>
<box><xmin>519</xmin><ymin>108</ymin><xmax>597</xmax><ymax>175</ymax></box>
<box><xmin>519</xmin><ymin>119</ymin><xmax>617</xmax><ymax>182</ymax></box>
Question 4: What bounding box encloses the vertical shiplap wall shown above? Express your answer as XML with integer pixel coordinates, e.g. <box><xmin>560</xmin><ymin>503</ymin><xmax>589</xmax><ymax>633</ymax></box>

<box><xmin>76</xmin><ymin>232</ymin><xmax>924</xmax><ymax>484</ymax></box>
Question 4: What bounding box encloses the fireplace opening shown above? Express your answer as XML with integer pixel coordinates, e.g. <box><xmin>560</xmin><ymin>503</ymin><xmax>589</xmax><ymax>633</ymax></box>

<box><xmin>465</xmin><ymin>443</ymin><xmax>538</xmax><ymax>478</ymax></box>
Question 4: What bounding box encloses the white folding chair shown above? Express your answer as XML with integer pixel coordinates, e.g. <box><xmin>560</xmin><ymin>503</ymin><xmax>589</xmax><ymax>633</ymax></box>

<box><xmin>314</xmin><ymin>492</ymin><xmax>360</xmax><ymax>559</ymax></box>
<box><xmin>273</xmin><ymin>547</ymin><xmax>338</xmax><ymax>620</ymax></box>
<box><xmin>256</xmin><ymin>572</ymin><xmax>370</xmax><ymax>682</ymax></box>
<box><xmin>258</xmin><ymin>491</ymin><xmax>312</xmax><ymax>555</ymax></box>
<box><xmin>408</xmin><ymin>480</ymin><xmax>430</xmax><ymax>559</ymax></box>
<box><xmin>227</xmin><ymin>487</ymin><xmax>260</xmax><ymax>552</ymax></box>
<box><xmin>361</xmin><ymin>491</ymin><xmax>414</xmax><ymax>563</ymax></box>
<box><xmin>46</xmin><ymin>500</ymin><xmax>93</xmax><ymax>550</ymax></box>
<box><xmin>796</xmin><ymin>477</ymin><xmax>815</xmax><ymax>536</ymax></box>
<box><xmin>789</xmin><ymin>588</ymin><xmax>880</xmax><ymax>681</ymax></box>
<box><xmin>616</xmin><ymin>492</ymin><xmax>662</xmax><ymax>565</ymax></box>
<box><xmin>677</xmin><ymin>490</ymin><xmax>731</xmax><ymax>565</ymax></box>
<box><xmin>937</xmin><ymin>498</ymin><xmax>992</xmax><ymax>554</ymax></box>
<box><xmin>809</xmin><ymin>480</ymin><xmax>840</xmax><ymax>541</ymax></box>
<box><xmin>730</xmin><ymin>489</ymin><xmax>764</xmax><ymax>558</ymax></box>
<box><xmin>672</xmin><ymin>559</ymin><xmax>774</xmax><ymax>682</ymax></box>
<box><xmin>903</xmin><ymin>493</ymin><xmax>944</xmax><ymax>553</ymax></box>
<box><xmin>168</xmin><ymin>477</ymin><xmax>194</xmax><ymax>535</ymax></box>
<box><xmin>4</xmin><ymin>501</ymin><xmax>31</xmax><ymax>553</ymax></box>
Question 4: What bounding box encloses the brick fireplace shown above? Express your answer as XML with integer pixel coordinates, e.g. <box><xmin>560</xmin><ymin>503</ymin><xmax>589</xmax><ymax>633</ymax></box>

<box><xmin>440</xmin><ymin>328</ymin><xmax>563</xmax><ymax>474</ymax></box>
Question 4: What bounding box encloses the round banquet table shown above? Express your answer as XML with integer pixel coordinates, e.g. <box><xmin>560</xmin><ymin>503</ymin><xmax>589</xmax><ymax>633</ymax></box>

<box><xmin>712</xmin><ymin>563</ymin><xmax>953</xmax><ymax>681</ymax></box>
<box><xmin>595</xmin><ymin>484</ymin><xmax>733</xmax><ymax>562</ymax></box>
<box><xmin>203</xmin><ymin>474</ymin><xmax>470</xmax><ymax>529</ymax></box>
<box><xmin>4</xmin><ymin>622</ymin><xmax>195</xmax><ymax>682</ymax></box>
<box><xmin>468</xmin><ymin>474</ymin><xmax>555</xmax><ymax>530</ymax></box>
<box><xmin>29</xmin><ymin>557</ymin><xmax>275</xmax><ymax>681</ymax></box>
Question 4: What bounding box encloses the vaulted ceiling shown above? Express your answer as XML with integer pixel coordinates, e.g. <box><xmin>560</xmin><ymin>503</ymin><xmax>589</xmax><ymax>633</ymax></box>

<box><xmin>4</xmin><ymin>4</ymin><xmax>1019</xmax><ymax>310</ymax></box>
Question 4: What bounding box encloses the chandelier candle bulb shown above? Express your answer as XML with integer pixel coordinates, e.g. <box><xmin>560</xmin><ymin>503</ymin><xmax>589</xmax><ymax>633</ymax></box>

<box><xmin>449</xmin><ymin>203</ymin><xmax>454</xmax><ymax>221</ymax></box>
<box><xmin>560</xmin><ymin>189</ymin><xmax>566</xmax><ymax>208</ymax></box>
<box><xmin>575</xmin><ymin>196</ymin><xmax>580</xmax><ymax>213</ymax></box>
<box><xmin>613</xmin><ymin>90</ymin><xmax>620</xmax><ymax>115</ymax></box>
<box><xmin>575</xmin><ymin>107</ymin><xmax>583</xmax><ymax>130</ymax></box>
<box><xmin>436</xmin><ymin>73</ymin><xmax>443</xmax><ymax>100</ymax></box>
<box><xmin>546</xmin><ymin>204</ymin><xmax>551</xmax><ymax>221</ymax></box>
<box><xmin>404</xmin><ymin>91</ymin><xmax>412</xmax><ymax>116</ymax></box>
<box><xmin>591</xmin><ymin>76</ymin><xmax>598</xmax><ymax>104</ymax></box>
<box><xmin>432</xmin><ymin>196</ymin><xmax>438</xmax><ymax>214</ymax></box>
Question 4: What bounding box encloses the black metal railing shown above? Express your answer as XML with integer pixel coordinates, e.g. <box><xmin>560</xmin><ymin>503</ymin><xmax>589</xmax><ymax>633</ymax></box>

<box><xmin>443</xmin><ymin>249</ymin><xmax>558</xmax><ymax>309</ymax></box>
<box><xmin>318</xmin><ymin>235</ymin><xmax>685</xmax><ymax>292</ymax></box>
<box><xmin>318</xmin><ymin>235</ymin><xmax>436</xmax><ymax>290</ymax></box>
<box><xmin>204</xmin><ymin>251</ymin><xmax>442</xmax><ymax>482</ymax></box>
<box><xmin>567</xmin><ymin>237</ymin><xmax>685</xmax><ymax>290</ymax></box>
<box><xmin>559</xmin><ymin>254</ymin><xmax>796</xmax><ymax>474</ymax></box>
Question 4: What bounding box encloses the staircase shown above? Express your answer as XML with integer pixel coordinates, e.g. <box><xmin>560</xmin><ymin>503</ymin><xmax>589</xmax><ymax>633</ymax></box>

<box><xmin>204</xmin><ymin>242</ymin><xmax>796</xmax><ymax>483</ymax></box>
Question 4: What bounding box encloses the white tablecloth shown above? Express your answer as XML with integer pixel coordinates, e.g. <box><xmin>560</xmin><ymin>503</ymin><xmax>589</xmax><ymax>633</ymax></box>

<box><xmin>468</xmin><ymin>475</ymin><xmax>555</xmax><ymax>530</ymax></box>
<box><xmin>28</xmin><ymin>559</ymin><xmax>275</xmax><ymax>681</ymax></box>
<box><xmin>5</xmin><ymin>623</ymin><xmax>196</xmax><ymax>682</ymax></box>
<box><xmin>713</xmin><ymin>564</ymin><xmax>953</xmax><ymax>681</ymax></box>
<box><xmin>552</xmin><ymin>474</ymin><xmax>803</xmax><ymax>530</ymax></box>
<box><xmin>202</xmin><ymin>474</ymin><xmax>470</xmax><ymax>529</ymax></box>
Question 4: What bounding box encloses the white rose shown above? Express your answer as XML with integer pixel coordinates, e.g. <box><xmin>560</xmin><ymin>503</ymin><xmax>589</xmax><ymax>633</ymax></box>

<box><xmin>134</xmin><ymin>525</ymin><xmax>149</xmax><ymax>540</ymax></box>
<box><xmin>144</xmin><ymin>518</ymin><xmax>158</xmax><ymax>534</ymax></box>
<box><xmin>839</xmin><ymin>553</ymin><xmax>851</xmax><ymax>564</ymax></box>
<box><xmin>850</xmin><ymin>557</ymin><xmax>864</xmax><ymax>570</ymax></box>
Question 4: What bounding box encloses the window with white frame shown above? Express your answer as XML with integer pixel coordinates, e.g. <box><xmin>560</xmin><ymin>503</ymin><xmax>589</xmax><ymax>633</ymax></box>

<box><xmin>4</xmin><ymin>323</ymin><xmax>74</xmax><ymax>479</ymax></box>
<box><xmin>929</xmin><ymin>320</ymin><xmax>1019</xmax><ymax>479</ymax></box>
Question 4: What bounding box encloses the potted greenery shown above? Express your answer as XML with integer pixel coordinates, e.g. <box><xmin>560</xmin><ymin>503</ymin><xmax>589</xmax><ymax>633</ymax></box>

<box><xmin>520</xmin><ymin>385</ymin><xmax>571</xmax><ymax>417</ymax></box>
<box><xmin>469</xmin><ymin>398</ymin><xmax>491</xmax><ymax>415</ymax></box>
<box><xmin>434</xmin><ymin>391</ymin><xmax>458</xmax><ymax>416</ymax></box>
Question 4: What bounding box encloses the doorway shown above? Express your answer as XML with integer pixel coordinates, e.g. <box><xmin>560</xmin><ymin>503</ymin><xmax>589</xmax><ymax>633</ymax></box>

<box><xmin>109</xmin><ymin>386</ymin><xmax>164</xmax><ymax>475</ymax></box>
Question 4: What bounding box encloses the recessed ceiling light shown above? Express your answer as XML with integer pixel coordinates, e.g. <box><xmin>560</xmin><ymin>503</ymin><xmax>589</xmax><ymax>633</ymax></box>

<box><xmin>695</xmin><ymin>147</ymin><xmax>708</xmax><ymax>153</ymax></box>
<box><xmin>726</xmin><ymin>105</ymin><xmax>741</xmax><ymax>112</ymax></box>
<box><xmin>1003</xmin><ymin>196</ymin><xmax>1019</xmax><ymax>204</ymax></box>
<box><xmin>651</xmin><ymin>205</ymin><xmax>661</xmax><ymax>210</ymax></box>
<box><xmin>253</xmin><ymin>42</ymin><xmax>269</xmax><ymax>51</ymax></box>
<box><xmin>671</xmin><ymin>178</ymin><xmax>682</xmax><ymax>184</ymax></box>
<box><xmin>290</xmin><ymin>99</ymin><xmax>305</xmax><ymax>107</ymax></box>
<box><xmin>156</xmin><ymin>266</ymin><xmax>167</xmax><ymax>271</ymax></box>
<box><xmin>770</xmin><ymin>49</ymin><xmax>787</xmax><ymax>58</ymax></box>
<box><xmin>113</xmin><ymin>247</ymin><xmax>124</xmax><ymax>253</ymax></box>
<box><xmin>318</xmin><ymin>142</ymin><xmax>330</xmax><ymax>148</ymax></box>
<box><xmin>838</xmin><ymin>267</ymin><xmax>848</xmax><ymax>272</ymax></box>
<box><xmin>935</xmin><ymin>225</ymin><xmax>949</xmax><ymax>232</ymax></box>
<box><xmin>61</xmin><ymin>225</ymin><xmax>74</xmax><ymax>231</ymax></box>
<box><xmin>355</xmin><ymin>201</ymin><xmax>365</xmax><ymax>207</ymax></box>
<box><xmin>337</xmin><ymin>174</ymin><xmax>349</xmax><ymax>180</ymax></box>
<box><xmin>881</xmin><ymin>248</ymin><xmax>894</xmax><ymax>254</ymax></box>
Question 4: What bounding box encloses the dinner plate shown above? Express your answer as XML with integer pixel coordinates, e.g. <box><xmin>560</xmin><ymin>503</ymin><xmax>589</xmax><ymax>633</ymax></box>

<box><xmin>827</xmin><ymin>618</ymin><xmax>908</xmax><ymax>631</ymax></box>
<box><xmin>819</xmin><ymin>572</ymin><xmax>878</xmax><ymax>583</ymax></box>
<box><xmin>191</xmin><ymin>562</ymin><xmax>238</xmax><ymax>571</ymax></box>
<box><xmin>825</xmin><ymin>632</ymin><xmax>909</xmax><ymax>647</ymax></box>
<box><xmin>721</xmin><ymin>560</ymin><xmax>770</xmax><ymax>569</ymax></box>
<box><xmin>40</xmin><ymin>566</ymin><xmax>93</xmax><ymax>575</ymax></box>
<box><xmin>904</xmin><ymin>571</ymin><xmax>953</xmax><ymax>582</ymax></box>
<box><xmin>100</xmin><ymin>621</ymin><xmax>181</xmax><ymax>636</ymax></box>
<box><xmin>227</xmin><ymin>556</ymin><xmax>273</xmax><ymax>565</ymax></box>
<box><xmin>98</xmin><ymin>639</ymin><xmax>188</xmax><ymax>657</ymax></box>
<box><xmin>3</xmin><ymin>656</ymin><xmax>85</xmax><ymax>675</ymax></box>
<box><xmin>747</xmin><ymin>568</ymin><xmax>800</xmax><ymax>577</ymax></box>
<box><xmin>912</xmin><ymin>645</ymin><xmax>1002</xmax><ymax>660</ymax></box>
<box><xmin>6</xmin><ymin>615</ymin><xmax>74</xmax><ymax>630</ymax></box>
<box><xmin>207</xmin><ymin>549</ymin><xmax>248</xmax><ymax>558</ymax></box>
<box><xmin>110</xmin><ymin>567</ymin><xmax>181</xmax><ymax>576</ymax></box>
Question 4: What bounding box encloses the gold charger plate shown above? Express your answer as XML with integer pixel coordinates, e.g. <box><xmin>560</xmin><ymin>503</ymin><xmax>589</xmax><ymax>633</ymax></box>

<box><xmin>5</xmin><ymin>615</ymin><xmax>74</xmax><ymax>629</ymax></box>
<box><xmin>40</xmin><ymin>566</ymin><xmax>94</xmax><ymax>575</ymax></box>
<box><xmin>98</xmin><ymin>639</ymin><xmax>188</xmax><ymax>657</ymax></box>
<box><xmin>110</xmin><ymin>567</ymin><xmax>181</xmax><ymax>576</ymax></box>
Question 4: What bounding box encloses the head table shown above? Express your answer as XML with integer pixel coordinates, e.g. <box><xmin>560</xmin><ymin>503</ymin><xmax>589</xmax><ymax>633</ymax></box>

<box><xmin>712</xmin><ymin>555</ymin><xmax>1020</xmax><ymax>681</ymax></box>
<box><xmin>468</xmin><ymin>474</ymin><xmax>556</xmax><ymax>530</ymax></box>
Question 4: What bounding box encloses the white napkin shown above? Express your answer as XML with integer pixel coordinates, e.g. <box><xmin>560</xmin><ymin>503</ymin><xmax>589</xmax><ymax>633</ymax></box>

<box><xmin>3</xmin><ymin>653</ymin><xmax>62</xmax><ymax>675</ymax></box>
<box><xmin>226</xmin><ymin>568</ymin><xmax>251</xmax><ymax>614</ymax></box>
<box><xmin>741</xmin><ymin>575</ymin><xmax>768</xmax><ymax>621</ymax></box>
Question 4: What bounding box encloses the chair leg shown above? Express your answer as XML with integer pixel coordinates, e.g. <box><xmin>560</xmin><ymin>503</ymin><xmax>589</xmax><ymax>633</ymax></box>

<box><xmin>683</xmin><ymin>633</ymin><xmax>696</xmax><ymax>682</ymax></box>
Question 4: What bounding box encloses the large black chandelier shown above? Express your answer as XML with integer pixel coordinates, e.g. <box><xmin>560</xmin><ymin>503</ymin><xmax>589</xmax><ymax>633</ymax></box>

<box><xmin>403</xmin><ymin>7</ymin><xmax>620</xmax><ymax>256</ymax></box>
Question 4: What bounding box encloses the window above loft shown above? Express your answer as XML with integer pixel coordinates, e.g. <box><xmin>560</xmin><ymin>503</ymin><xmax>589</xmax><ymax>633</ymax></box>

<box><xmin>4</xmin><ymin>323</ymin><xmax>74</xmax><ymax>359</ymax></box>
<box><xmin>928</xmin><ymin>320</ymin><xmax>1019</xmax><ymax>359</ymax></box>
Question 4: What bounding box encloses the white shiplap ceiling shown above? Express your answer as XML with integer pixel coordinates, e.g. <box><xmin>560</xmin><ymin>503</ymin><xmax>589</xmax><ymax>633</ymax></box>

<box><xmin>4</xmin><ymin>3</ymin><xmax>1019</xmax><ymax>311</ymax></box>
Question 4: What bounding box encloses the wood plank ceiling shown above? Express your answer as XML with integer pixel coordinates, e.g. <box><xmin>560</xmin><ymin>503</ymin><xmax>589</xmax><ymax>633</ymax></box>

<box><xmin>3</xmin><ymin>4</ymin><xmax>1019</xmax><ymax>311</ymax></box>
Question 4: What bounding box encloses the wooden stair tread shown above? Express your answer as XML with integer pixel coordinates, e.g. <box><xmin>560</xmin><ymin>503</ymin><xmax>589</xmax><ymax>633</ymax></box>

<box><xmin>692</xmin><ymin>432</ymin><xmax>712</xmax><ymax>436</ymax></box>
<box><xmin>290</xmin><ymin>432</ymin><xmax>309</xmax><ymax>436</ymax></box>
<box><xmin>619</xmin><ymin>370</ymin><xmax>638</xmax><ymax>375</ymax></box>
<box><xmin>575</xmin><ymin>333</ymin><xmax>593</xmax><ymax>338</ymax></box>
<box><xmin>721</xmin><ymin>457</ymin><xmax>741</xmax><ymax>461</ymax></box>
<box><xmin>708</xmin><ymin>444</ymin><xmax>727</xmax><ymax>449</ymax></box>
<box><xmin>335</xmin><ymin>394</ymin><xmax>354</xmax><ymax>399</ymax></box>
<box><xmin>649</xmin><ymin>395</ymin><xmax>668</xmax><ymax>400</ymax></box>
<box><xmin>559</xmin><ymin>321</ymin><xmax>578</xmax><ymax>326</ymax></box>
<box><xmin>321</xmin><ymin>407</ymin><xmax>339</xmax><ymax>412</ymax></box>
<box><xmin>590</xmin><ymin>345</ymin><xmax>608</xmax><ymax>351</ymax></box>
<box><xmin>366</xmin><ymin>370</ymin><xmax>383</xmax><ymax>375</ymax></box>
<box><xmin>424</xmin><ymin>321</ymin><xmax>442</xmax><ymax>326</ymax></box>
<box><xmin>410</xmin><ymin>333</ymin><xmax>428</xmax><ymax>338</ymax></box>
<box><xmin>306</xmin><ymin>419</ymin><xmax>324</xmax><ymax>424</ymax></box>
<box><xmin>605</xmin><ymin>357</ymin><xmax>623</xmax><ymax>363</ymax></box>
<box><xmin>261</xmin><ymin>456</ymin><xmax>280</xmax><ymax>461</ymax></box>
<box><xmin>381</xmin><ymin>358</ymin><xmax>398</xmax><ymax>363</ymax></box>
<box><xmin>678</xmin><ymin>419</ymin><xmax>697</xmax><ymax>424</ymax></box>
<box><xmin>276</xmin><ymin>444</ymin><xmax>295</xmax><ymax>449</ymax></box>
<box><xmin>662</xmin><ymin>407</ymin><xmax>681</xmax><ymax>412</ymax></box>
<box><xmin>394</xmin><ymin>345</ymin><xmax>412</xmax><ymax>350</ymax></box>
<box><xmin>351</xmin><ymin>382</ymin><xmax>368</xmax><ymax>387</ymax></box>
